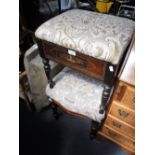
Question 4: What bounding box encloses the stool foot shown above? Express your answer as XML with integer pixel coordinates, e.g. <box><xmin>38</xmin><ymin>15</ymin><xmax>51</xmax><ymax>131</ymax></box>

<box><xmin>51</xmin><ymin>104</ymin><xmax>59</xmax><ymax>120</ymax></box>
<box><xmin>89</xmin><ymin>121</ymin><xmax>100</xmax><ymax>140</ymax></box>
<box><xmin>48</xmin><ymin>98</ymin><xmax>59</xmax><ymax>120</ymax></box>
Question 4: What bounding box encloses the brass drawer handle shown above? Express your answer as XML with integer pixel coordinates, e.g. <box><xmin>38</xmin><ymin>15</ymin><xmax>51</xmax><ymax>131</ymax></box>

<box><xmin>118</xmin><ymin>109</ymin><xmax>129</xmax><ymax>118</ymax></box>
<box><xmin>112</xmin><ymin>121</ymin><xmax>122</xmax><ymax>128</ymax></box>
<box><xmin>108</xmin><ymin>130</ymin><xmax>117</xmax><ymax>137</ymax></box>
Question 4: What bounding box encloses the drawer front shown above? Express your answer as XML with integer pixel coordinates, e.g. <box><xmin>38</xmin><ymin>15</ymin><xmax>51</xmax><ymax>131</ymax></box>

<box><xmin>104</xmin><ymin>115</ymin><xmax>135</xmax><ymax>138</ymax></box>
<box><xmin>43</xmin><ymin>41</ymin><xmax>106</xmax><ymax>80</ymax></box>
<box><xmin>102</xmin><ymin>126</ymin><xmax>135</xmax><ymax>151</ymax></box>
<box><xmin>109</xmin><ymin>102</ymin><xmax>135</xmax><ymax>126</ymax></box>
<box><xmin>114</xmin><ymin>81</ymin><xmax>135</xmax><ymax>110</ymax></box>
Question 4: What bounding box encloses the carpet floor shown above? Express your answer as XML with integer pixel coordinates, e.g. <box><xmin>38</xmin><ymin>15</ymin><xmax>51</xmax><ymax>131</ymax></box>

<box><xmin>19</xmin><ymin>98</ymin><xmax>129</xmax><ymax>155</ymax></box>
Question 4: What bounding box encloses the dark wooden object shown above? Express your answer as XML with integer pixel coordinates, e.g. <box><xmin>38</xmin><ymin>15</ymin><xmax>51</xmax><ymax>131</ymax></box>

<box><xmin>36</xmin><ymin>37</ymin><xmax>131</xmax><ymax>138</ymax></box>
<box><xmin>37</xmin><ymin>39</ymin><xmax>55</xmax><ymax>88</ymax></box>
<box><xmin>42</xmin><ymin>40</ymin><xmax>117</xmax><ymax>85</ymax></box>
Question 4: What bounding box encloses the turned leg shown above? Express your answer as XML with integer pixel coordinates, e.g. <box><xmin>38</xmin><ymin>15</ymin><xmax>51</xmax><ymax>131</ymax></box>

<box><xmin>89</xmin><ymin>121</ymin><xmax>101</xmax><ymax>139</ymax></box>
<box><xmin>99</xmin><ymin>85</ymin><xmax>111</xmax><ymax>114</ymax></box>
<box><xmin>48</xmin><ymin>98</ymin><xmax>59</xmax><ymax>120</ymax></box>
<box><xmin>36</xmin><ymin>39</ymin><xmax>54</xmax><ymax>88</ymax></box>
<box><xmin>90</xmin><ymin>85</ymin><xmax>111</xmax><ymax>139</ymax></box>
<box><xmin>42</xmin><ymin>58</ymin><xmax>54</xmax><ymax>88</ymax></box>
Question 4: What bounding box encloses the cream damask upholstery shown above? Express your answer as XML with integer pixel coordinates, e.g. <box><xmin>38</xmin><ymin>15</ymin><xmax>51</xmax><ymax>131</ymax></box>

<box><xmin>35</xmin><ymin>9</ymin><xmax>134</xmax><ymax>64</ymax></box>
<box><xmin>46</xmin><ymin>67</ymin><xmax>106</xmax><ymax>122</ymax></box>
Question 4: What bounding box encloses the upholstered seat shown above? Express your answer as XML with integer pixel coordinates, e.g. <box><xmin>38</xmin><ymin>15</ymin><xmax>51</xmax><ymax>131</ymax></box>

<box><xmin>46</xmin><ymin>67</ymin><xmax>107</xmax><ymax>122</ymax></box>
<box><xmin>35</xmin><ymin>9</ymin><xmax>134</xmax><ymax>65</ymax></box>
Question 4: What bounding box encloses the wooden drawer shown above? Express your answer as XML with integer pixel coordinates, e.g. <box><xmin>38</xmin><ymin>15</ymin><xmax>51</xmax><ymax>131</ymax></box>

<box><xmin>109</xmin><ymin>102</ymin><xmax>135</xmax><ymax>126</ymax></box>
<box><xmin>42</xmin><ymin>41</ymin><xmax>107</xmax><ymax>80</ymax></box>
<box><xmin>101</xmin><ymin>125</ymin><xmax>135</xmax><ymax>152</ymax></box>
<box><xmin>114</xmin><ymin>81</ymin><xmax>135</xmax><ymax>110</ymax></box>
<box><xmin>104</xmin><ymin>114</ymin><xmax>135</xmax><ymax>139</ymax></box>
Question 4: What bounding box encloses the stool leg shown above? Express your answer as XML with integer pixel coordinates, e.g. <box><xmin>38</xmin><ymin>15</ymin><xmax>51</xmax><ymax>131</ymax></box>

<box><xmin>51</xmin><ymin>104</ymin><xmax>59</xmax><ymax>120</ymax></box>
<box><xmin>48</xmin><ymin>98</ymin><xmax>59</xmax><ymax>120</ymax></box>
<box><xmin>89</xmin><ymin>121</ymin><xmax>101</xmax><ymax>139</ymax></box>
<box><xmin>37</xmin><ymin>40</ymin><xmax>54</xmax><ymax>88</ymax></box>
<box><xmin>99</xmin><ymin>85</ymin><xmax>111</xmax><ymax>114</ymax></box>
<box><xmin>42</xmin><ymin>58</ymin><xmax>54</xmax><ymax>88</ymax></box>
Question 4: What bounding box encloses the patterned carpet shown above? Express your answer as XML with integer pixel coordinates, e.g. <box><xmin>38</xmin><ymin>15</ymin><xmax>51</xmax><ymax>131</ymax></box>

<box><xmin>19</xmin><ymin>98</ymin><xmax>129</xmax><ymax>155</ymax></box>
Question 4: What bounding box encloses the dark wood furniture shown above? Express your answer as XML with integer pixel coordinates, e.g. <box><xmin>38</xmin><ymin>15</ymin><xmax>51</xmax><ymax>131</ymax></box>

<box><xmin>36</xmin><ymin>36</ymin><xmax>133</xmax><ymax>138</ymax></box>
<box><xmin>35</xmin><ymin>9</ymin><xmax>134</xmax><ymax>138</ymax></box>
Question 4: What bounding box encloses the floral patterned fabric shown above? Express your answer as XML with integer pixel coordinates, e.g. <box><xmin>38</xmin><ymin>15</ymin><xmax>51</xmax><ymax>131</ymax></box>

<box><xmin>46</xmin><ymin>68</ymin><xmax>107</xmax><ymax>122</ymax></box>
<box><xmin>35</xmin><ymin>9</ymin><xmax>134</xmax><ymax>64</ymax></box>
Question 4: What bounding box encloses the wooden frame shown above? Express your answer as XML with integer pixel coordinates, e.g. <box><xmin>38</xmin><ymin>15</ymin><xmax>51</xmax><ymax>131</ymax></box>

<box><xmin>35</xmin><ymin>35</ymin><xmax>132</xmax><ymax>138</ymax></box>
<box><xmin>37</xmin><ymin>39</ymin><xmax>118</xmax><ymax>84</ymax></box>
